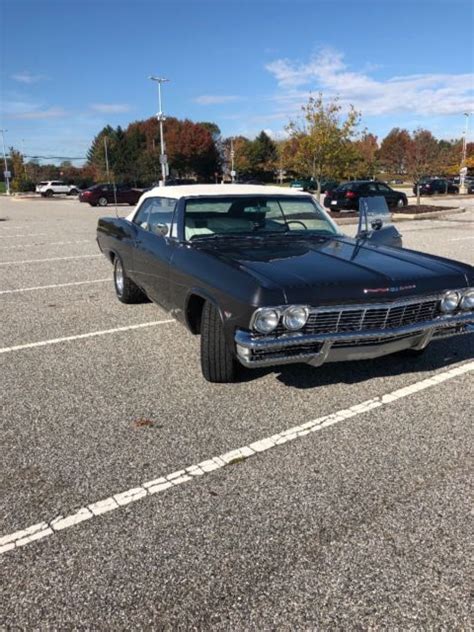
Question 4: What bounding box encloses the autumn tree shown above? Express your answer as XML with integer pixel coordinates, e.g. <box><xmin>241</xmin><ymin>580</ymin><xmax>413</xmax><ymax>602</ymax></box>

<box><xmin>378</xmin><ymin>128</ymin><xmax>411</xmax><ymax>176</ymax></box>
<box><xmin>406</xmin><ymin>129</ymin><xmax>439</xmax><ymax>204</ymax></box>
<box><xmin>86</xmin><ymin>117</ymin><xmax>220</xmax><ymax>185</ymax></box>
<box><xmin>9</xmin><ymin>148</ymin><xmax>29</xmax><ymax>192</ymax></box>
<box><xmin>246</xmin><ymin>131</ymin><xmax>278</xmax><ymax>181</ymax></box>
<box><xmin>222</xmin><ymin>136</ymin><xmax>252</xmax><ymax>179</ymax></box>
<box><xmin>353</xmin><ymin>132</ymin><xmax>379</xmax><ymax>178</ymax></box>
<box><xmin>285</xmin><ymin>94</ymin><xmax>361</xmax><ymax>199</ymax></box>
<box><xmin>87</xmin><ymin>125</ymin><xmax>117</xmax><ymax>181</ymax></box>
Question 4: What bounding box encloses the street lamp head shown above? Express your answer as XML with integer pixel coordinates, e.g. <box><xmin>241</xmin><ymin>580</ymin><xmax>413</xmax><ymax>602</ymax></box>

<box><xmin>149</xmin><ymin>76</ymin><xmax>170</xmax><ymax>83</ymax></box>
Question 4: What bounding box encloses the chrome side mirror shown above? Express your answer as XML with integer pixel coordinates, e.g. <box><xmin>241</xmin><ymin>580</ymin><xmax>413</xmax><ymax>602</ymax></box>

<box><xmin>153</xmin><ymin>223</ymin><xmax>169</xmax><ymax>237</ymax></box>
<box><xmin>371</xmin><ymin>218</ymin><xmax>383</xmax><ymax>231</ymax></box>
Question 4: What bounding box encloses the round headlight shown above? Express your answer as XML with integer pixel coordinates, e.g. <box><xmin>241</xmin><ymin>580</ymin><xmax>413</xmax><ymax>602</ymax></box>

<box><xmin>460</xmin><ymin>289</ymin><xmax>474</xmax><ymax>310</ymax></box>
<box><xmin>440</xmin><ymin>290</ymin><xmax>461</xmax><ymax>313</ymax></box>
<box><xmin>282</xmin><ymin>306</ymin><xmax>309</xmax><ymax>331</ymax></box>
<box><xmin>253</xmin><ymin>308</ymin><xmax>280</xmax><ymax>334</ymax></box>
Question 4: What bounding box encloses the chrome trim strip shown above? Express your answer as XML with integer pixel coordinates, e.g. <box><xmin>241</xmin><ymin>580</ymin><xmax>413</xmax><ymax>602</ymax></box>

<box><xmin>307</xmin><ymin>293</ymin><xmax>443</xmax><ymax>314</ymax></box>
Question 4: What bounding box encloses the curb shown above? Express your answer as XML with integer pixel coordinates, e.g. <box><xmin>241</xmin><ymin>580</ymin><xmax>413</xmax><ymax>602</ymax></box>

<box><xmin>392</xmin><ymin>207</ymin><xmax>466</xmax><ymax>221</ymax></box>
<box><xmin>332</xmin><ymin>207</ymin><xmax>467</xmax><ymax>226</ymax></box>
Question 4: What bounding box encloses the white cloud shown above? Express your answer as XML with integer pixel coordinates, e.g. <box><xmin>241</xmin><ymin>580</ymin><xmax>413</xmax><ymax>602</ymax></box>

<box><xmin>265</xmin><ymin>48</ymin><xmax>474</xmax><ymax>117</ymax></box>
<box><xmin>11</xmin><ymin>72</ymin><xmax>47</xmax><ymax>84</ymax></box>
<box><xmin>193</xmin><ymin>95</ymin><xmax>242</xmax><ymax>105</ymax></box>
<box><xmin>8</xmin><ymin>107</ymin><xmax>67</xmax><ymax>120</ymax></box>
<box><xmin>90</xmin><ymin>103</ymin><xmax>131</xmax><ymax>113</ymax></box>
<box><xmin>262</xmin><ymin>128</ymin><xmax>288</xmax><ymax>140</ymax></box>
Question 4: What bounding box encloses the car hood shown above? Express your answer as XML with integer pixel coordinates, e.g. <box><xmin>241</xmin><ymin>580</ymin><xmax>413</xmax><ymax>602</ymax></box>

<box><xmin>200</xmin><ymin>236</ymin><xmax>471</xmax><ymax>304</ymax></box>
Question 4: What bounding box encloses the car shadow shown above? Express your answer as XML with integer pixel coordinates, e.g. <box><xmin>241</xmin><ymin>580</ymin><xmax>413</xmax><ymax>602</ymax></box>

<box><xmin>239</xmin><ymin>335</ymin><xmax>474</xmax><ymax>389</ymax></box>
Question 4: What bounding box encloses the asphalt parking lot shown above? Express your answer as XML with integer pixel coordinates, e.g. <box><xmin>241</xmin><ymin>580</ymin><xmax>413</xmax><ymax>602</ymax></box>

<box><xmin>1</xmin><ymin>196</ymin><xmax>473</xmax><ymax>629</ymax></box>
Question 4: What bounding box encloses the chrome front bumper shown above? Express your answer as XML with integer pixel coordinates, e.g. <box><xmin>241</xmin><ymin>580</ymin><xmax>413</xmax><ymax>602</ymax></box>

<box><xmin>234</xmin><ymin>313</ymin><xmax>474</xmax><ymax>368</ymax></box>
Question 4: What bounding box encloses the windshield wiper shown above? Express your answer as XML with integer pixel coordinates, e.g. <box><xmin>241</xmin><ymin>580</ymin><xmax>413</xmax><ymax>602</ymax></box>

<box><xmin>190</xmin><ymin>233</ymin><xmax>254</xmax><ymax>242</ymax></box>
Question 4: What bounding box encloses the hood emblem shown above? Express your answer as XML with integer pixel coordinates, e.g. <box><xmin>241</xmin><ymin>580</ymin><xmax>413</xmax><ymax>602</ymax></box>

<box><xmin>364</xmin><ymin>284</ymin><xmax>416</xmax><ymax>295</ymax></box>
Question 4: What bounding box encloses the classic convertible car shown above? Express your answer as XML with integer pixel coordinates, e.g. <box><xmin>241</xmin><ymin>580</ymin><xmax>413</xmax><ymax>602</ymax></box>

<box><xmin>96</xmin><ymin>185</ymin><xmax>474</xmax><ymax>382</ymax></box>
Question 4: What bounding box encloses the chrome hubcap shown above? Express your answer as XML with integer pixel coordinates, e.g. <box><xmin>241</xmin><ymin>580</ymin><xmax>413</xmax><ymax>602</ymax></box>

<box><xmin>115</xmin><ymin>261</ymin><xmax>124</xmax><ymax>294</ymax></box>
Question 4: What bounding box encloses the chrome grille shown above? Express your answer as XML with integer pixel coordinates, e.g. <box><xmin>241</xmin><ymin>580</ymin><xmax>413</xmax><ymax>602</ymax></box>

<box><xmin>266</xmin><ymin>297</ymin><xmax>440</xmax><ymax>337</ymax></box>
<box><xmin>305</xmin><ymin>299</ymin><xmax>439</xmax><ymax>334</ymax></box>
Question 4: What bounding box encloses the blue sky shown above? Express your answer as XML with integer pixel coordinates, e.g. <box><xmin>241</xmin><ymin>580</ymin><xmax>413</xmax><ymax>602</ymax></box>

<box><xmin>1</xmin><ymin>0</ymin><xmax>473</xmax><ymax>163</ymax></box>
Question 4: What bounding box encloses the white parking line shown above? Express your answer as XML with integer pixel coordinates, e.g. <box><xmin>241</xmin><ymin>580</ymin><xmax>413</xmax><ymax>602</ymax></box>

<box><xmin>0</xmin><ymin>254</ymin><xmax>102</xmax><ymax>266</ymax></box>
<box><xmin>0</xmin><ymin>239</ymin><xmax>92</xmax><ymax>249</ymax></box>
<box><xmin>448</xmin><ymin>236</ymin><xmax>474</xmax><ymax>241</ymax></box>
<box><xmin>0</xmin><ymin>319</ymin><xmax>175</xmax><ymax>354</ymax></box>
<box><xmin>0</xmin><ymin>278</ymin><xmax>110</xmax><ymax>295</ymax></box>
<box><xmin>1</xmin><ymin>359</ymin><xmax>472</xmax><ymax>554</ymax></box>
<box><xmin>0</xmin><ymin>233</ymin><xmax>49</xmax><ymax>239</ymax></box>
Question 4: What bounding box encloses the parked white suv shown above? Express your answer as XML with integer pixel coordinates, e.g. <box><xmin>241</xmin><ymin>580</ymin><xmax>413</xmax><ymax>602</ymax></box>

<box><xmin>36</xmin><ymin>181</ymin><xmax>80</xmax><ymax>197</ymax></box>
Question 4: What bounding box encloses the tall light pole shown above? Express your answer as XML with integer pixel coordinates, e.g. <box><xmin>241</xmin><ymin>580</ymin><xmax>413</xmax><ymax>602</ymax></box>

<box><xmin>149</xmin><ymin>76</ymin><xmax>169</xmax><ymax>185</ymax></box>
<box><xmin>460</xmin><ymin>112</ymin><xmax>473</xmax><ymax>193</ymax></box>
<box><xmin>21</xmin><ymin>138</ymin><xmax>28</xmax><ymax>177</ymax></box>
<box><xmin>230</xmin><ymin>137</ymin><xmax>235</xmax><ymax>183</ymax></box>
<box><xmin>0</xmin><ymin>129</ymin><xmax>10</xmax><ymax>195</ymax></box>
<box><xmin>461</xmin><ymin>112</ymin><xmax>472</xmax><ymax>166</ymax></box>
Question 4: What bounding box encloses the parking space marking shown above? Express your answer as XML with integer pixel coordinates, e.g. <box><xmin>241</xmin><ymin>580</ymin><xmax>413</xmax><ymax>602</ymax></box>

<box><xmin>1</xmin><ymin>359</ymin><xmax>472</xmax><ymax>555</ymax></box>
<box><xmin>0</xmin><ymin>239</ymin><xmax>92</xmax><ymax>249</ymax></box>
<box><xmin>0</xmin><ymin>233</ymin><xmax>49</xmax><ymax>239</ymax></box>
<box><xmin>0</xmin><ymin>279</ymin><xmax>110</xmax><ymax>295</ymax></box>
<box><xmin>448</xmin><ymin>236</ymin><xmax>474</xmax><ymax>241</ymax></box>
<box><xmin>0</xmin><ymin>254</ymin><xmax>102</xmax><ymax>266</ymax></box>
<box><xmin>0</xmin><ymin>319</ymin><xmax>175</xmax><ymax>354</ymax></box>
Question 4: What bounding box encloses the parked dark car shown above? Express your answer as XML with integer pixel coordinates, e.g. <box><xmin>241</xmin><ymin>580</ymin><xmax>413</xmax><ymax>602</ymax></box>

<box><xmin>291</xmin><ymin>178</ymin><xmax>339</xmax><ymax>193</ymax></box>
<box><xmin>96</xmin><ymin>184</ymin><xmax>474</xmax><ymax>382</ymax></box>
<box><xmin>79</xmin><ymin>184</ymin><xmax>144</xmax><ymax>207</ymax></box>
<box><xmin>324</xmin><ymin>181</ymin><xmax>407</xmax><ymax>212</ymax></box>
<box><xmin>236</xmin><ymin>178</ymin><xmax>266</xmax><ymax>185</ymax></box>
<box><xmin>413</xmin><ymin>178</ymin><xmax>459</xmax><ymax>196</ymax></box>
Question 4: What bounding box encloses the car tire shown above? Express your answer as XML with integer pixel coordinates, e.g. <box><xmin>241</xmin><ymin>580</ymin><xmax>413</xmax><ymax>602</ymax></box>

<box><xmin>45</xmin><ymin>189</ymin><xmax>54</xmax><ymax>197</ymax></box>
<box><xmin>397</xmin><ymin>197</ymin><xmax>407</xmax><ymax>207</ymax></box>
<box><xmin>113</xmin><ymin>256</ymin><xmax>146</xmax><ymax>304</ymax></box>
<box><xmin>69</xmin><ymin>188</ymin><xmax>79</xmax><ymax>196</ymax></box>
<box><xmin>201</xmin><ymin>301</ymin><xmax>238</xmax><ymax>383</ymax></box>
<box><xmin>98</xmin><ymin>196</ymin><xmax>108</xmax><ymax>207</ymax></box>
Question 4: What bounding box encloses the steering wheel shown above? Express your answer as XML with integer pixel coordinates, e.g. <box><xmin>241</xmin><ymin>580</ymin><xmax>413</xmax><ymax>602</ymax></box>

<box><xmin>286</xmin><ymin>220</ymin><xmax>308</xmax><ymax>230</ymax></box>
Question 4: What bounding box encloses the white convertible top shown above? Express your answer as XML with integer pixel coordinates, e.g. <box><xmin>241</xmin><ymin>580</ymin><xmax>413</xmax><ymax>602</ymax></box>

<box><xmin>126</xmin><ymin>184</ymin><xmax>310</xmax><ymax>221</ymax></box>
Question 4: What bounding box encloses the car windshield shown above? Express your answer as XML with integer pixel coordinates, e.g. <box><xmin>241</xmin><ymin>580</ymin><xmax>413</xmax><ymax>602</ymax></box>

<box><xmin>184</xmin><ymin>196</ymin><xmax>338</xmax><ymax>241</ymax></box>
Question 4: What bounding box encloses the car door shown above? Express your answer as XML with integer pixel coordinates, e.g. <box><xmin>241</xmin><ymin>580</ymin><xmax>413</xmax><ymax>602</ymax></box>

<box><xmin>53</xmin><ymin>181</ymin><xmax>67</xmax><ymax>194</ymax></box>
<box><xmin>365</xmin><ymin>182</ymin><xmax>378</xmax><ymax>197</ymax></box>
<box><xmin>132</xmin><ymin>196</ymin><xmax>177</xmax><ymax>309</ymax></box>
<box><xmin>115</xmin><ymin>184</ymin><xmax>131</xmax><ymax>204</ymax></box>
<box><xmin>376</xmin><ymin>182</ymin><xmax>396</xmax><ymax>206</ymax></box>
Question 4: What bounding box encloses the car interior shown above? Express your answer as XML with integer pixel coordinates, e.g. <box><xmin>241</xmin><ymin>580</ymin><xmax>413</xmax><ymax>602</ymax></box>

<box><xmin>184</xmin><ymin>198</ymin><xmax>335</xmax><ymax>240</ymax></box>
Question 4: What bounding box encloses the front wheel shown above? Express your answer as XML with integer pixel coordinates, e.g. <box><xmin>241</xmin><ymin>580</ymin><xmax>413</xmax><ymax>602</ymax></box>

<box><xmin>98</xmin><ymin>196</ymin><xmax>108</xmax><ymax>207</ymax></box>
<box><xmin>397</xmin><ymin>198</ymin><xmax>407</xmax><ymax>208</ymax></box>
<box><xmin>45</xmin><ymin>189</ymin><xmax>54</xmax><ymax>197</ymax></box>
<box><xmin>201</xmin><ymin>302</ymin><xmax>239</xmax><ymax>383</ymax></box>
<box><xmin>113</xmin><ymin>256</ymin><xmax>146</xmax><ymax>304</ymax></box>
